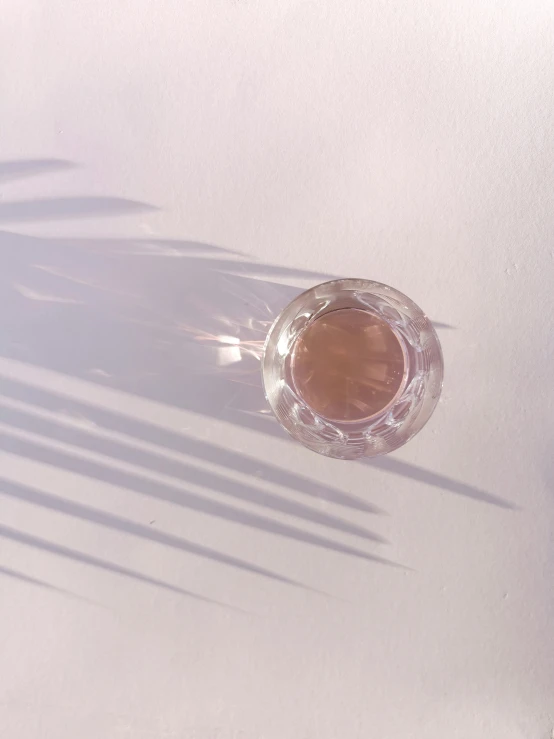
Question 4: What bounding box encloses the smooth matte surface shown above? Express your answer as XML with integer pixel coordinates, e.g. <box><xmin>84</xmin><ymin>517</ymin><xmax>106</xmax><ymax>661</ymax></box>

<box><xmin>1</xmin><ymin>2</ymin><xmax>553</xmax><ymax>737</ymax></box>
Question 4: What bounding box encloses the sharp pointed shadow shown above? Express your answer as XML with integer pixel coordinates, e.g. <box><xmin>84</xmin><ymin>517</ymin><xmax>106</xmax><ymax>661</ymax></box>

<box><xmin>0</xmin><ymin>473</ymin><xmax>332</xmax><ymax>586</ymax></box>
<box><xmin>0</xmin><ymin>528</ymin><xmax>240</xmax><ymax>609</ymax></box>
<box><xmin>0</xmin><ymin>197</ymin><xmax>158</xmax><ymax>222</ymax></box>
<box><xmin>0</xmin><ymin>159</ymin><xmax>77</xmax><ymax>183</ymax></box>
<box><xmin>367</xmin><ymin>458</ymin><xmax>515</xmax><ymax>509</ymax></box>
<box><xmin>0</xmin><ymin>222</ymin><xmax>506</xmax><ymax>509</ymax></box>
<box><xmin>0</xmin><ymin>377</ymin><xmax>378</xmax><ymax>514</ymax></box>
<box><xmin>0</xmin><ymin>226</ymin><xmax>507</xmax><ymax>510</ymax></box>
<box><xmin>0</xmin><ymin>435</ymin><xmax>398</xmax><ymax>564</ymax></box>
<box><xmin>0</xmin><ymin>404</ymin><xmax>384</xmax><ymax>541</ymax></box>
<box><xmin>0</xmin><ymin>564</ymin><xmax>87</xmax><ymax>601</ymax></box>
<box><xmin>0</xmin><ymin>161</ymin><xmax>509</xmax><ymax>602</ymax></box>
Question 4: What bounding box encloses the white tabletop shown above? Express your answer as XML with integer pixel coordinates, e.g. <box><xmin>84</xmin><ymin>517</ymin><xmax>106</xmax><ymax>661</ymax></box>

<box><xmin>1</xmin><ymin>2</ymin><xmax>553</xmax><ymax>737</ymax></box>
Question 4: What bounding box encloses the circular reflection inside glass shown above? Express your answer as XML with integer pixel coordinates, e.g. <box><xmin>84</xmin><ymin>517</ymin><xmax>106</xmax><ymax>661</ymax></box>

<box><xmin>291</xmin><ymin>308</ymin><xmax>406</xmax><ymax>423</ymax></box>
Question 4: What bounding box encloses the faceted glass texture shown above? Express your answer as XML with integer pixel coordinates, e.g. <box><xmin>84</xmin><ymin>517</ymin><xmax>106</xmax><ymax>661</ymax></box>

<box><xmin>262</xmin><ymin>279</ymin><xmax>444</xmax><ymax>459</ymax></box>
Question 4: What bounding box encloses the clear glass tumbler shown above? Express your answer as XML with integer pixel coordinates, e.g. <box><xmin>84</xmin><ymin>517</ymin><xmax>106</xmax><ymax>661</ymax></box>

<box><xmin>262</xmin><ymin>279</ymin><xmax>443</xmax><ymax>459</ymax></box>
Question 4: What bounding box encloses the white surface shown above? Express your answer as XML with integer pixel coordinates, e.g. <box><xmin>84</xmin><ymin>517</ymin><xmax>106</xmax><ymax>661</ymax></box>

<box><xmin>1</xmin><ymin>1</ymin><xmax>553</xmax><ymax>737</ymax></box>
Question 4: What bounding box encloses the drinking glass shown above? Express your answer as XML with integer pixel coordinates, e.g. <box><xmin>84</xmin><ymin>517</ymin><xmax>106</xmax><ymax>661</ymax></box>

<box><xmin>262</xmin><ymin>279</ymin><xmax>443</xmax><ymax>459</ymax></box>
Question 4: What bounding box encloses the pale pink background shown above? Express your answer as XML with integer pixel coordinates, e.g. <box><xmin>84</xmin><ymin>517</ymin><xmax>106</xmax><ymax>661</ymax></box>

<box><xmin>1</xmin><ymin>1</ymin><xmax>553</xmax><ymax>737</ymax></box>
